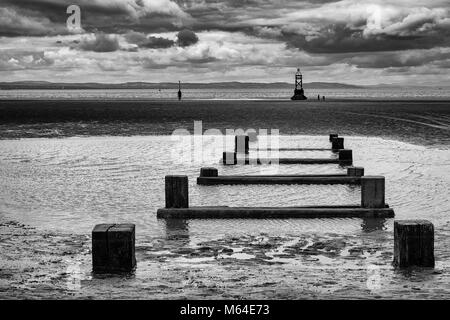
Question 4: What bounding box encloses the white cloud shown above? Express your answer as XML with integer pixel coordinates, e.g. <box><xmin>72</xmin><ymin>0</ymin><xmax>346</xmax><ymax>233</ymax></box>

<box><xmin>84</xmin><ymin>0</ymin><xmax>190</xmax><ymax>19</ymax></box>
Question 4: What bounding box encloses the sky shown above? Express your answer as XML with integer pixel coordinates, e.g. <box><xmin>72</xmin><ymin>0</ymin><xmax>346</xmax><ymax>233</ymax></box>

<box><xmin>0</xmin><ymin>0</ymin><xmax>449</xmax><ymax>86</ymax></box>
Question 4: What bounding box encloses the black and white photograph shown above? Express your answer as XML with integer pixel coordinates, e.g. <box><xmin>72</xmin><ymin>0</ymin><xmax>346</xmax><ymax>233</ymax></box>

<box><xmin>0</xmin><ymin>0</ymin><xmax>449</xmax><ymax>306</ymax></box>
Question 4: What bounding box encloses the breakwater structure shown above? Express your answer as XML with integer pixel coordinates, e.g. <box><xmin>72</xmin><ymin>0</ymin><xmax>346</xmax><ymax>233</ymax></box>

<box><xmin>161</xmin><ymin>134</ymin><xmax>376</xmax><ymax>219</ymax></box>
<box><xmin>158</xmin><ymin>133</ymin><xmax>393</xmax><ymax>220</ymax></box>
<box><xmin>92</xmin><ymin>133</ymin><xmax>435</xmax><ymax>273</ymax></box>
<box><xmin>249</xmin><ymin>134</ymin><xmax>344</xmax><ymax>153</ymax></box>
<box><xmin>197</xmin><ymin>166</ymin><xmax>364</xmax><ymax>185</ymax></box>
<box><xmin>157</xmin><ymin>174</ymin><xmax>393</xmax><ymax>219</ymax></box>
<box><xmin>222</xmin><ymin>134</ymin><xmax>351</xmax><ymax>165</ymax></box>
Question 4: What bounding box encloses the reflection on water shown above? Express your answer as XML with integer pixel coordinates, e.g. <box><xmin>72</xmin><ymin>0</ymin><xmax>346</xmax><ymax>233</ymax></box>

<box><xmin>0</xmin><ymin>135</ymin><xmax>449</xmax><ymax>298</ymax></box>
<box><xmin>361</xmin><ymin>218</ymin><xmax>387</xmax><ymax>233</ymax></box>
<box><xmin>1</xmin><ymin>135</ymin><xmax>448</xmax><ymax>235</ymax></box>
<box><xmin>0</xmin><ymin>135</ymin><xmax>447</xmax><ymax>236</ymax></box>
<box><xmin>165</xmin><ymin>219</ymin><xmax>190</xmax><ymax>242</ymax></box>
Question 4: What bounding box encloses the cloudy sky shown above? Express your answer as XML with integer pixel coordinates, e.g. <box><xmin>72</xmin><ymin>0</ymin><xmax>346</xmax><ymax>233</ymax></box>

<box><xmin>0</xmin><ymin>0</ymin><xmax>449</xmax><ymax>85</ymax></box>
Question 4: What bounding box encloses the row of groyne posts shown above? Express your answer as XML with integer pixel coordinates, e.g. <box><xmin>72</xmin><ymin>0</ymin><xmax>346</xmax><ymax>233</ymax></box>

<box><xmin>92</xmin><ymin>134</ymin><xmax>435</xmax><ymax>274</ymax></box>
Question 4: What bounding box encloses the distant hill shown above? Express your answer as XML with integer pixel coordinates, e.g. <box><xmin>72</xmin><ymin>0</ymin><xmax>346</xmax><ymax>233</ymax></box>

<box><xmin>303</xmin><ymin>82</ymin><xmax>362</xmax><ymax>89</ymax></box>
<box><xmin>0</xmin><ymin>81</ymin><xmax>363</xmax><ymax>90</ymax></box>
<box><xmin>365</xmin><ymin>84</ymin><xmax>450</xmax><ymax>89</ymax></box>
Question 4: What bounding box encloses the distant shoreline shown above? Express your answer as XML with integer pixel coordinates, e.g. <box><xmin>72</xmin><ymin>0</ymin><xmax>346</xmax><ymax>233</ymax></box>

<box><xmin>1</xmin><ymin>98</ymin><xmax>449</xmax><ymax>103</ymax></box>
<box><xmin>0</xmin><ymin>81</ymin><xmax>381</xmax><ymax>90</ymax></box>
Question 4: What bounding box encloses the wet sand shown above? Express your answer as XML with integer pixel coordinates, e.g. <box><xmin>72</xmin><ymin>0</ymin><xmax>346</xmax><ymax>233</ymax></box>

<box><xmin>1</xmin><ymin>216</ymin><xmax>449</xmax><ymax>299</ymax></box>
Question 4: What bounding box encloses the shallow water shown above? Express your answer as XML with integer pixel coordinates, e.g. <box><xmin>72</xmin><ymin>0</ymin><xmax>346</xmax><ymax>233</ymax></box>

<box><xmin>0</xmin><ymin>135</ymin><xmax>449</xmax><ymax>299</ymax></box>
<box><xmin>2</xmin><ymin>100</ymin><xmax>450</xmax><ymax>147</ymax></box>
<box><xmin>1</xmin><ymin>88</ymin><xmax>450</xmax><ymax>100</ymax></box>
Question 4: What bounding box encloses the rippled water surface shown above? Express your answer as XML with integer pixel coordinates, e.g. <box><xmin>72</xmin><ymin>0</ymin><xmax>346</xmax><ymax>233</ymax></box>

<box><xmin>1</xmin><ymin>88</ymin><xmax>450</xmax><ymax>100</ymax></box>
<box><xmin>1</xmin><ymin>135</ymin><xmax>449</xmax><ymax>299</ymax></box>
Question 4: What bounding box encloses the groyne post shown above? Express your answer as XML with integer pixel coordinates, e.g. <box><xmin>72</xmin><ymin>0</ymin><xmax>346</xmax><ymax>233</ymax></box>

<box><xmin>235</xmin><ymin>135</ymin><xmax>250</xmax><ymax>154</ymax></box>
<box><xmin>247</xmin><ymin>131</ymin><xmax>258</xmax><ymax>142</ymax></box>
<box><xmin>331</xmin><ymin>137</ymin><xmax>344</xmax><ymax>150</ymax></box>
<box><xmin>92</xmin><ymin>224</ymin><xmax>136</xmax><ymax>273</ymax></box>
<box><xmin>361</xmin><ymin>176</ymin><xmax>385</xmax><ymax>208</ymax></box>
<box><xmin>165</xmin><ymin>175</ymin><xmax>189</xmax><ymax>208</ymax></box>
<box><xmin>347</xmin><ymin>166</ymin><xmax>364</xmax><ymax>177</ymax></box>
<box><xmin>222</xmin><ymin>152</ymin><xmax>237</xmax><ymax>165</ymax></box>
<box><xmin>338</xmin><ymin>149</ymin><xmax>353</xmax><ymax>165</ymax></box>
<box><xmin>329</xmin><ymin>134</ymin><xmax>338</xmax><ymax>142</ymax></box>
<box><xmin>200</xmin><ymin>167</ymin><xmax>218</xmax><ymax>177</ymax></box>
<box><xmin>394</xmin><ymin>220</ymin><xmax>435</xmax><ymax>268</ymax></box>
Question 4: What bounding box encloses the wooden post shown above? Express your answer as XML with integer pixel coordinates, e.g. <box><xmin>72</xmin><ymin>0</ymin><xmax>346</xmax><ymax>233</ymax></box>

<box><xmin>394</xmin><ymin>220</ymin><xmax>434</xmax><ymax>268</ymax></box>
<box><xmin>331</xmin><ymin>137</ymin><xmax>344</xmax><ymax>150</ymax></box>
<box><xmin>200</xmin><ymin>167</ymin><xmax>218</xmax><ymax>177</ymax></box>
<box><xmin>247</xmin><ymin>130</ymin><xmax>258</xmax><ymax>142</ymax></box>
<box><xmin>361</xmin><ymin>176</ymin><xmax>385</xmax><ymax>208</ymax></box>
<box><xmin>329</xmin><ymin>134</ymin><xmax>338</xmax><ymax>142</ymax></box>
<box><xmin>92</xmin><ymin>224</ymin><xmax>136</xmax><ymax>273</ymax></box>
<box><xmin>222</xmin><ymin>152</ymin><xmax>237</xmax><ymax>165</ymax></box>
<box><xmin>92</xmin><ymin>224</ymin><xmax>110</xmax><ymax>272</ymax></box>
<box><xmin>165</xmin><ymin>175</ymin><xmax>189</xmax><ymax>208</ymax></box>
<box><xmin>338</xmin><ymin>149</ymin><xmax>353</xmax><ymax>165</ymax></box>
<box><xmin>347</xmin><ymin>166</ymin><xmax>364</xmax><ymax>177</ymax></box>
<box><xmin>235</xmin><ymin>135</ymin><xmax>249</xmax><ymax>154</ymax></box>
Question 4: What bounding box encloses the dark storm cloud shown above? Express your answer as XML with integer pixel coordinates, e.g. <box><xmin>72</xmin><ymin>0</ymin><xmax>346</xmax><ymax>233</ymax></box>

<box><xmin>1</xmin><ymin>0</ymin><xmax>187</xmax><ymax>16</ymax></box>
<box><xmin>179</xmin><ymin>1</ymin><xmax>450</xmax><ymax>62</ymax></box>
<box><xmin>141</xmin><ymin>36</ymin><xmax>175</xmax><ymax>48</ymax></box>
<box><xmin>0</xmin><ymin>0</ymin><xmax>130</xmax><ymax>35</ymax></box>
<box><xmin>4</xmin><ymin>0</ymin><xmax>447</xmax><ymax>56</ymax></box>
<box><xmin>79</xmin><ymin>33</ymin><xmax>120</xmax><ymax>52</ymax></box>
<box><xmin>281</xmin><ymin>24</ymin><xmax>450</xmax><ymax>54</ymax></box>
<box><xmin>0</xmin><ymin>0</ymin><xmax>189</xmax><ymax>36</ymax></box>
<box><xmin>176</xmin><ymin>29</ymin><xmax>199</xmax><ymax>47</ymax></box>
<box><xmin>1</xmin><ymin>0</ymin><xmax>449</xmax><ymax>84</ymax></box>
<box><xmin>344</xmin><ymin>50</ymin><xmax>450</xmax><ymax>68</ymax></box>
<box><xmin>140</xmin><ymin>55</ymin><xmax>217</xmax><ymax>69</ymax></box>
<box><xmin>0</xmin><ymin>6</ymin><xmax>67</xmax><ymax>36</ymax></box>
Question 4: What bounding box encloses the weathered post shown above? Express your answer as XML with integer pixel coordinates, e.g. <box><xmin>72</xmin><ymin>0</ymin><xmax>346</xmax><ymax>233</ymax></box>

<box><xmin>331</xmin><ymin>137</ymin><xmax>344</xmax><ymax>150</ymax></box>
<box><xmin>347</xmin><ymin>166</ymin><xmax>364</xmax><ymax>177</ymax></box>
<box><xmin>338</xmin><ymin>149</ymin><xmax>353</xmax><ymax>165</ymax></box>
<box><xmin>329</xmin><ymin>134</ymin><xmax>338</xmax><ymax>142</ymax></box>
<box><xmin>247</xmin><ymin>130</ymin><xmax>258</xmax><ymax>142</ymax></box>
<box><xmin>200</xmin><ymin>167</ymin><xmax>218</xmax><ymax>177</ymax></box>
<box><xmin>361</xmin><ymin>176</ymin><xmax>385</xmax><ymax>208</ymax></box>
<box><xmin>92</xmin><ymin>223</ymin><xmax>136</xmax><ymax>273</ymax></box>
<box><xmin>235</xmin><ymin>135</ymin><xmax>249</xmax><ymax>154</ymax></box>
<box><xmin>222</xmin><ymin>152</ymin><xmax>237</xmax><ymax>165</ymax></box>
<box><xmin>92</xmin><ymin>224</ymin><xmax>110</xmax><ymax>273</ymax></box>
<box><xmin>165</xmin><ymin>175</ymin><xmax>189</xmax><ymax>208</ymax></box>
<box><xmin>394</xmin><ymin>220</ymin><xmax>434</xmax><ymax>268</ymax></box>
